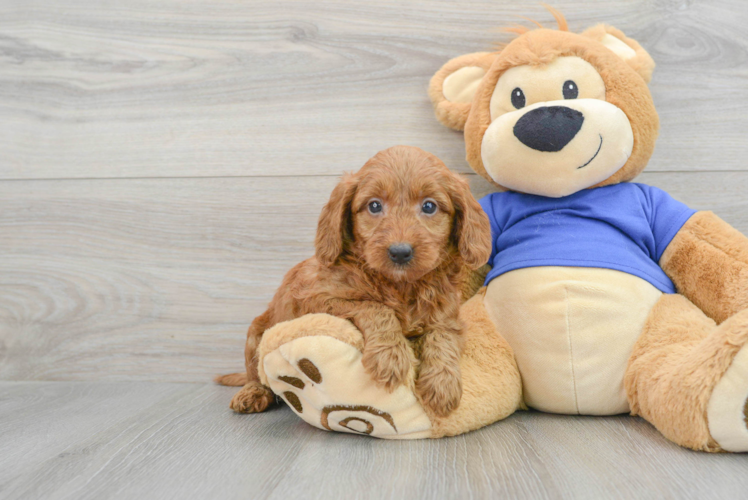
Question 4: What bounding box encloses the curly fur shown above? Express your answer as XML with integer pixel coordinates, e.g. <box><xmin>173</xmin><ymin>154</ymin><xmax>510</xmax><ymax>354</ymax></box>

<box><xmin>217</xmin><ymin>146</ymin><xmax>492</xmax><ymax>417</ymax></box>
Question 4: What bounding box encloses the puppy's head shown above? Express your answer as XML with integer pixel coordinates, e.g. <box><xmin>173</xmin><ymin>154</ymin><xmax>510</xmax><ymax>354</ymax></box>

<box><xmin>315</xmin><ymin>145</ymin><xmax>491</xmax><ymax>282</ymax></box>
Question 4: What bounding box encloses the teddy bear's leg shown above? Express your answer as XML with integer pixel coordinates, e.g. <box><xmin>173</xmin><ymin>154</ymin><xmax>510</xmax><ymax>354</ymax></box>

<box><xmin>256</xmin><ymin>290</ymin><xmax>523</xmax><ymax>439</ymax></box>
<box><xmin>625</xmin><ymin>293</ymin><xmax>748</xmax><ymax>452</ymax></box>
<box><xmin>257</xmin><ymin>313</ymin><xmax>432</xmax><ymax>439</ymax></box>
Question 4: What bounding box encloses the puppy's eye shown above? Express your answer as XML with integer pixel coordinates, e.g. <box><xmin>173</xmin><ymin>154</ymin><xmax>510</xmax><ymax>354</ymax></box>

<box><xmin>421</xmin><ymin>199</ymin><xmax>437</xmax><ymax>215</ymax></box>
<box><xmin>367</xmin><ymin>199</ymin><xmax>383</xmax><ymax>214</ymax></box>
<box><xmin>563</xmin><ymin>80</ymin><xmax>578</xmax><ymax>99</ymax></box>
<box><xmin>511</xmin><ymin>87</ymin><xmax>525</xmax><ymax>109</ymax></box>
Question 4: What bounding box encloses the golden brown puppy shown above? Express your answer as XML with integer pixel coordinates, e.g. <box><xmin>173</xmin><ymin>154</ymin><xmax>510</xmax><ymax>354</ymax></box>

<box><xmin>217</xmin><ymin>145</ymin><xmax>491</xmax><ymax>417</ymax></box>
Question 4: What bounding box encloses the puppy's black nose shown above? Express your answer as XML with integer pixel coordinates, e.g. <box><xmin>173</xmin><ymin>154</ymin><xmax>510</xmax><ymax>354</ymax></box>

<box><xmin>388</xmin><ymin>243</ymin><xmax>413</xmax><ymax>265</ymax></box>
<box><xmin>513</xmin><ymin>106</ymin><xmax>584</xmax><ymax>152</ymax></box>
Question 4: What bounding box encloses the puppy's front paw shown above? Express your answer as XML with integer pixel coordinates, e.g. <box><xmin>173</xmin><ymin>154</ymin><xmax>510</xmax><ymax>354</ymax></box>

<box><xmin>362</xmin><ymin>340</ymin><xmax>416</xmax><ymax>392</ymax></box>
<box><xmin>230</xmin><ymin>382</ymin><xmax>275</xmax><ymax>413</ymax></box>
<box><xmin>416</xmin><ymin>367</ymin><xmax>462</xmax><ymax>417</ymax></box>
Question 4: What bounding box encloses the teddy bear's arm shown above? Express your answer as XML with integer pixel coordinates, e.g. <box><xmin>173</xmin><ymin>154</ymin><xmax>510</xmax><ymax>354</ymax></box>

<box><xmin>660</xmin><ymin>211</ymin><xmax>748</xmax><ymax>323</ymax></box>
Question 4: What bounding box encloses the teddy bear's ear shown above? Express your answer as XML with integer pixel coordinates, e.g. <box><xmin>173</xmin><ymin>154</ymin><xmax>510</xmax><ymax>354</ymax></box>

<box><xmin>429</xmin><ymin>52</ymin><xmax>497</xmax><ymax>131</ymax></box>
<box><xmin>581</xmin><ymin>24</ymin><xmax>656</xmax><ymax>83</ymax></box>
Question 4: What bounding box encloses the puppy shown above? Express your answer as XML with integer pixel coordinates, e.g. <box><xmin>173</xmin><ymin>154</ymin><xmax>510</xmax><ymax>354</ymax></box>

<box><xmin>217</xmin><ymin>145</ymin><xmax>492</xmax><ymax>417</ymax></box>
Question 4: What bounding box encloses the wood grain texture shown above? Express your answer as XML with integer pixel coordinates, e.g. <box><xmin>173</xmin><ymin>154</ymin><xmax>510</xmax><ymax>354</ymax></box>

<box><xmin>1</xmin><ymin>0</ymin><xmax>748</xmax><ymax>179</ymax></box>
<box><xmin>2</xmin><ymin>0</ymin><xmax>748</xmax><ymax>495</ymax></box>
<box><xmin>2</xmin><ymin>172</ymin><xmax>748</xmax><ymax>382</ymax></box>
<box><xmin>1</xmin><ymin>382</ymin><xmax>747</xmax><ymax>500</ymax></box>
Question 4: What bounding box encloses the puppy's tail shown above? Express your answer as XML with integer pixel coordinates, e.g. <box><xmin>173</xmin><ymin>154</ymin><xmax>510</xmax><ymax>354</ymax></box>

<box><xmin>214</xmin><ymin>372</ymin><xmax>248</xmax><ymax>386</ymax></box>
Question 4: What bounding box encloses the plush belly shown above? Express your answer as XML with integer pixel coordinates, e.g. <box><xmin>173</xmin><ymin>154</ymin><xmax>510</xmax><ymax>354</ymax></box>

<box><xmin>484</xmin><ymin>266</ymin><xmax>662</xmax><ymax>415</ymax></box>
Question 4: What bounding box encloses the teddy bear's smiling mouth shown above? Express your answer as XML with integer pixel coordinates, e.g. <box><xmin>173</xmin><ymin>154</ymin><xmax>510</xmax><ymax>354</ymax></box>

<box><xmin>577</xmin><ymin>134</ymin><xmax>604</xmax><ymax>169</ymax></box>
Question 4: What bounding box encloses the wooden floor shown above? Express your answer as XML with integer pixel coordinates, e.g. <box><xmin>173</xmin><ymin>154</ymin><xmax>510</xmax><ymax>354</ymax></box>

<box><xmin>1</xmin><ymin>382</ymin><xmax>747</xmax><ymax>500</ymax></box>
<box><xmin>2</xmin><ymin>0</ymin><xmax>748</xmax><ymax>497</ymax></box>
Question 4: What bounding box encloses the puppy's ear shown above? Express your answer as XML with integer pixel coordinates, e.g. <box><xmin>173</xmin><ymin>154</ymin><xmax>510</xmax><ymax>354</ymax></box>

<box><xmin>429</xmin><ymin>52</ymin><xmax>498</xmax><ymax>131</ymax></box>
<box><xmin>315</xmin><ymin>173</ymin><xmax>358</xmax><ymax>266</ymax></box>
<box><xmin>450</xmin><ymin>175</ymin><xmax>492</xmax><ymax>269</ymax></box>
<box><xmin>582</xmin><ymin>24</ymin><xmax>655</xmax><ymax>83</ymax></box>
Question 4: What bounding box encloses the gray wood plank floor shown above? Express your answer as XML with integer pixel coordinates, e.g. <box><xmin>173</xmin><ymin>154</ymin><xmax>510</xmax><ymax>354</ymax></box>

<box><xmin>2</xmin><ymin>0</ymin><xmax>748</xmax><ymax>497</ymax></box>
<box><xmin>2</xmin><ymin>382</ymin><xmax>748</xmax><ymax>500</ymax></box>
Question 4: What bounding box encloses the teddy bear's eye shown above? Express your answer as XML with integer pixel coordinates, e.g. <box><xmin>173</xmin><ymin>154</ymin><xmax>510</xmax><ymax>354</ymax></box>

<box><xmin>563</xmin><ymin>80</ymin><xmax>578</xmax><ymax>99</ymax></box>
<box><xmin>511</xmin><ymin>87</ymin><xmax>526</xmax><ymax>109</ymax></box>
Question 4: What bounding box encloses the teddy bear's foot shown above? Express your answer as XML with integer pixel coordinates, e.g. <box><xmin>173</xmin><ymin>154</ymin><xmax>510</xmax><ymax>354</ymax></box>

<box><xmin>258</xmin><ymin>314</ymin><xmax>432</xmax><ymax>439</ymax></box>
<box><xmin>708</xmin><ymin>341</ymin><xmax>748</xmax><ymax>452</ymax></box>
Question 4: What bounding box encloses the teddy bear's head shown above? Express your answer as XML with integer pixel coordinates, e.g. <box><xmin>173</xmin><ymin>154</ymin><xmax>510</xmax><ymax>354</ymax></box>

<box><xmin>429</xmin><ymin>10</ymin><xmax>659</xmax><ymax>198</ymax></box>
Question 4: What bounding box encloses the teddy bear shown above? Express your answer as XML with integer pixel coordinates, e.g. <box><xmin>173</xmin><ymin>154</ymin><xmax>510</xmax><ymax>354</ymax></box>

<box><xmin>233</xmin><ymin>11</ymin><xmax>748</xmax><ymax>452</ymax></box>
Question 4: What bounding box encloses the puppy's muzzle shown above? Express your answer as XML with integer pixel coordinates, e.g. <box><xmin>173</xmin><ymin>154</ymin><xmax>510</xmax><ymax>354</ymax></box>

<box><xmin>388</xmin><ymin>243</ymin><xmax>413</xmax><ymax>265</ymax></box>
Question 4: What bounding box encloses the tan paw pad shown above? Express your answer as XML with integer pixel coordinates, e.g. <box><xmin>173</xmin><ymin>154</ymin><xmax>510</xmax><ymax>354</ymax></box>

<box><xmin>263</xmin><ymin>335</ymin><xmax>431</xmax><ymax>439</ymax></box>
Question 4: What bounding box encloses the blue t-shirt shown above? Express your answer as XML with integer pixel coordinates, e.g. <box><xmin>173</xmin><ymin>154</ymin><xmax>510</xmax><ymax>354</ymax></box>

<box><xmin>479</xmin><ymin>183</ymin><xmax>696</xmax><ymax>293</ymax></box>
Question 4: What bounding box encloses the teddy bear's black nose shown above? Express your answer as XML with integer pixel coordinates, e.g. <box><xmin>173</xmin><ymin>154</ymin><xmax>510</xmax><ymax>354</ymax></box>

<box><xmin>513</xmin><ymin>106</ymin><xmax>584</xmax><ymax>152</ymax></box>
